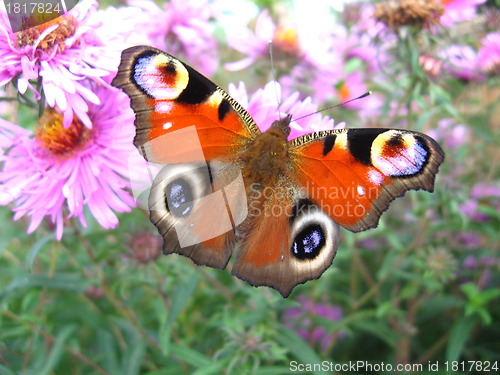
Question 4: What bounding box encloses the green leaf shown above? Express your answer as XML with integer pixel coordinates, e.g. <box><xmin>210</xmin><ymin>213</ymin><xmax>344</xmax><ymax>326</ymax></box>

<box><xmin>350</xmin><ymin>320</ymin><xmax>397</xmax><ymax>347</ymax></box>
<box><xmin>98</xmin><ymin>331</ymin><xmax>120</xmax><ymax>374</ymax></box>
<box><xmin>0</xmin><ymin>364</ymin><xmax>16</xmax><ymax>375</ymax></box>
<box><xmin>38</xmin><ymin>326</ymin><xmax>75</xmax><ymax>375</ymax></box>
<box><xmin>344</xmin><ymin>58</ymin><xmax>363</xmax><ymax>74</ymax></box>
<box><xmin>122</xmin><ymin>338</ymin><xmax>146</xmax><ymax>375</ymax></box>
<box><xmin>158</xmin><ymin>270</ymin><xmax>200</xmax><ymax>355</ymax></box>
<box><xmin>166</xmin><ymin>271</ymin><xmax>200</xmax><ymax>327</ymax></box>
<box><xmin>276</xmin><ymin>325</ymin><xmax>328</xmax><ymax>375</ymax></box>
<box><xmin>170</xmin><ymin>343</ymin><xmax>212</xmax><ymax>368</ymax></box>
<box><xmin>26</xmin><ymin>234</ymin><xmax>54</xmax><ymax>270</ymax></box>
<box><xmin>191</xmin><ymin>362</ymin><xmax>225</xmax><ymax>375</ymax></box>
<box><xmin>446</xmin><ymin>316</ymin><xmax>475</xmax><ymax>362</ymax></box>
<box><xmin>0</xmin><ymin>273</ymin><xmax>86</xmax><ymax>299</ymax></box>
<box><xmin>254</xmin><ymin>366</ymin><xmax>294</xmax><ymax>375</ymax></box>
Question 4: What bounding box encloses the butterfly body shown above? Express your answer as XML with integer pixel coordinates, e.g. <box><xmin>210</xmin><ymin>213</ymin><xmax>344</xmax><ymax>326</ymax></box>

<box><xmin>240</xmin><ymin>119</ymin><xmax>290</xmax><ymax>187</ymax></box>
<box><xmin>112</xmin><ymin>46</ymin><xmax>444</xmax><ymax>297</ymax></box>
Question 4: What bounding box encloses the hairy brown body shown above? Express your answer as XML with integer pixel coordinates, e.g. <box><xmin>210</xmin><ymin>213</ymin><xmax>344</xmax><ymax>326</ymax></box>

<box><xmin>239</xmin><ymin>116</ymin><xmax>292</xmax><ymax>187</ymax></box>
<box><xmin>236</xmin><ymin>116</ymin><xmax>295</xmax><ymax>233</ymax></box>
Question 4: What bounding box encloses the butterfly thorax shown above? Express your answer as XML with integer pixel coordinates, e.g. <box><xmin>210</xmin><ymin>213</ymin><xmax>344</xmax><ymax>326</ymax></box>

<box><xmin>239</xmin><ymin>116</ymin><xmax>292</xmax><ymax>187</ymax></box>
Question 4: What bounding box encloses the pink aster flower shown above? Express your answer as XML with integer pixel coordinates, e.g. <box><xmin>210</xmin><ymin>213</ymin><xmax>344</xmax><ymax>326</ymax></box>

<box><xmin>0</xmin><ymin>85</ymin><xmax>146</xmax><ymax>240</ymax></box>
<box><xmin>460</xmin><ymin>182</ymin><xmax>500</xmax><ymax>223</ymax></box>
<box><xmin>427</xmin><ymin>118</ymin><xmax>470</xmax><ymax>149</ymax></box>
<box><xmin>228</xmin><ymin>80</ymin><xmax>345</xmax><ymax>140</ymax></box>
<box><xmin>339</xmin><ymin>3</ymin><xmax>391</xmax><ymax>73</ymax></box>
<box><xmin>129</xmin><ymin>0</ymin><xmax>219</xmax><ymax>76</ymax></box>
<box><xmin>0</xmin><ymin>113</ymin><xmax>30</xmax><ymax>151</ymax></box>
<box><xmin>477</xmin><ymin>32</ymin><xmax>500</xmax><ymax>76</ymax></box>
<box><xmin>436</xmin><ymin>0</ymin><xmax>487</xmax><ymax>28</ymax></box>
<box><xmin>225</xmin><ymin>9</ymin><xmax>339</xmax><ymax>102</ymax></box>
<box><xmin>440</xmin><ymin>45</ymin><xmax>484</xmax><ymax>82</ymax></box>
<box><xmin>224</xmin><ymin>9</ymin><xmax>287</xmax><ymax>71</ymax></box>
<box><xmin>82</xmin><ymin>3</ymin><xmax>155</xmax><ymax>70</ymax></box>
<box><xmin>0</xmin><ymin>0</ymin><xmax>147</xmax><ymax>128</ymax></box>
<box><xmin>282</xmin><ymin>295</ymin><xmax>344</xmax><ymax>351</ymax></box>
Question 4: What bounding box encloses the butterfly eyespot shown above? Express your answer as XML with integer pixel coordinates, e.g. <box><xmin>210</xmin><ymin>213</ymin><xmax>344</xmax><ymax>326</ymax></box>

<box><xmin>371</xmin><ymin>130</ymin><xmax>429</xmax><ymax>177</ymax></box>
<box><xmin>292</xmin><ymin>223</ymin><xmax>326</xmax><ymax>260</ymax></box>
<box><xmin>165</xmin><ymin>178</ymin><xmax>194</xmax><ymax>218</ymax></box>
<box><xmin>149</xmin><ymin>163</ymin><xmax>211</xmax><ymax>220</ymax></box>
<box><xmin>134</xmin><ymin>53</ymin><xmax>189</xmax><ymax>100</ymax></box>
<box><xmin>289</xmin><ymin>199</ymin><xmax>339</xmax><ymax>262</ymax></box>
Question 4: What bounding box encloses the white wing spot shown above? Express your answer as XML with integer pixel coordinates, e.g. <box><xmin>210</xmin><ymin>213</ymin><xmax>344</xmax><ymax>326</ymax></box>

<box><xmin>368</xmin><ymin>169</ymin><xmax>384</xmax><ymax>185</ymax></box>
<box><xmin>156</xmin><ymin>101</ymin><xmax>173</xmax><ymax>113</ymax></box>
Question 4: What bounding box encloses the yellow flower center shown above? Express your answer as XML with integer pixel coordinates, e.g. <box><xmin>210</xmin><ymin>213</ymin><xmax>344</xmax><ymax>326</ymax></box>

<box><xmin>273</xmin><ymin>25</ymin><xmax>301</xmax><ymax>57</ymax></box>
<box><xmin>36</xmin><ymin>109</ymin><xmax>92</xmax><ymax>157</ymax></box>
<box><xmin>16</xmin><ymin>15</ymin><xmax>78</xmax><ymax>53</ymax></box>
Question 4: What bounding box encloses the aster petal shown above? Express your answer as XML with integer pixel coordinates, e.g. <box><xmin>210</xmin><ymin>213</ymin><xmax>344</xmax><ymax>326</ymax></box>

<box><xmin>87</xmin><ymin>193</ymin><xmax>119</xmax><ymax>229</ymax></box>
<box><xmin>55</xmin><ymin>212</ymin><xmax>64</xmax><ymax>240</ymax></box>
<box><xmin>53</xmin><ymin>65</ymin><xmax>77</xmax><ymax>94</ymax></box>
<box><xmin>63</xmin><ymin>107</ymin><xmax>74</xmax><ymax>128</ymax></box>
<box><xmin>74</xmin><ymin>82</ymin><xmax>100</xmax><ymax>105</ymax></box>
<box><xmin>254</xmin><ymin>9</ymin><xmax>275</xmax><ymax>41</ymax></box>
<box><xmin>20</xmin><ymin>56</ymin><xmax>37</xmax><ymax>79</ymax></box>
<box><xmin>26</xmin><ymin>211</ymin><xmax>45</xmax><ymax>234</ymax></box>
<box><xmin>17</xmin><ymin>77</ymin><xmax>29</xmax><ymax>94</ymax></box>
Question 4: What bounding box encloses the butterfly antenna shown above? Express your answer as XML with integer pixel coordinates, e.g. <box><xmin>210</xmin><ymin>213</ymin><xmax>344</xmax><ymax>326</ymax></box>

<box><xmin>268</xmin><ymin>40</ymin><xmax>282</xmax><ymax>120</ymax></box>
<box><xmin>293</xmin><ymin>91</ymin><xmax>372</xmax><ymax>122</ymax></box>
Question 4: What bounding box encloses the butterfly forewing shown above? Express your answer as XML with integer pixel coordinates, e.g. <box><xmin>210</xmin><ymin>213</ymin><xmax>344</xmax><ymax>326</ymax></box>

<box><xmin>289</xmin><ymin>128</ymin><xmax>445</xmax><ymax>232</ymax></box>
<box><xmin>111</xmin><ymin>45</ymin><xmax>259</xmax><ymax>164</ymax></box>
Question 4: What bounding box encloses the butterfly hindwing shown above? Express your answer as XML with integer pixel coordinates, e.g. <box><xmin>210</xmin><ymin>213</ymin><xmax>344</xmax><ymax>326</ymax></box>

<box><xmin>231</xmin><ymin>181</ymin><xmax>340</xmax><ymax>297</ymax></box>
<box><xmin>289</xmin><ymin>128</ymin><xmax>445</xmax><ymax>232</ymax></box>
<box><xmin>148</xmin><ymin>162</ymin><xmax>237</xmax><ymax>268</ymax></box>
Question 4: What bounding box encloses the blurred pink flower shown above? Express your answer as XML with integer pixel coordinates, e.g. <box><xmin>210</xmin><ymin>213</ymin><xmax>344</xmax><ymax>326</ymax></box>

<box><xmin>460</xmin><ymin>182</ymin><xmax>500</xmax><ymax>223</ymax></box>
<box><xmin>477</xmin><ymin>32</ymin><xmax>500</xmax><ymax>75</ymax></box>
<box><xmin>129</xmin><ymin>0</ymin><xmax>219</xmax><ymax>76</ymax></box>
<box><xmin>437</xmin><ymin>0</ymin><xmax>487</xmax><ymax>28</ymax></box>
<box><xmin>83</xmin><ymin>3</ymin><xmax>154</xmax><ymax>69</ymax></box>
<box><xmin>0</xmin><ymin>117</ymin><xmax>30</xmax><ymax>152</ymax></box>
<box><xmin>225</xmin><ymin>9</ymin><xmax>339</xmax><ymax>102</ymax></box>
<box><xmin>471</xmin><ymin>183</ymin><xmax>500</xmax><ymax>200</ymax></box>
<box><xmin>228</xmin><ymin>80</ymin><xmax>345</xmax><ymax>140</ymax></box>
<box><xmin>440</xmin><ymin>45</ymin><xmax>484</xmax><ymax>82</ymax></box>
<box><xmin>461</xmin><ymin>254</ymin><xmax>498</xmax><ymax>289</ymax></box>
<box><xmin>0</xmin><ymin>86</ymin><xmax>146</xmax><ymax>240</ymax></box>
<box><xmin>282</xmin><ymin>295</ymin><xmax>344</xmax><ymax>350</ymax></box>
<box><xmin>419</xmin><ymin>55</ymin><xmax>444</xmax><ymax>78</ymax></box>
<box><xmin>338</xmin><ymin>3</ymin><xmax>391</xmax><ymax>73</ymax></box>
<box><xmin>428</xmin><ymin>118</ymin><xmax>470</xmax><ymax>149</ymax></box>
<box><xmin>458</xmin><ymin>232</ymin><xmax>482</xmax><ymax>249</ymax></box>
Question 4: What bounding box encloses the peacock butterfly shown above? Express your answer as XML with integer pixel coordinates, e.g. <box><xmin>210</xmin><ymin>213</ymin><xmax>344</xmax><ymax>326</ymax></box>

<box><xmin>112</xmin><ymin>46</ymin><xmax>445</xmax><ymax>297</ymax></box>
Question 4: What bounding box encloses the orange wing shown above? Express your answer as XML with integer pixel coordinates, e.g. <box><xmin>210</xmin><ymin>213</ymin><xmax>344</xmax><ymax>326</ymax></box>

<box><xmin>289</xmin><ymin>128</ymin><xmax>445</xmax><ymax>232</ymax></box>
<box><xmin>112</xmin><ymin>46</ymin><xmax>259</xmax><ymax>164</ymax></box>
